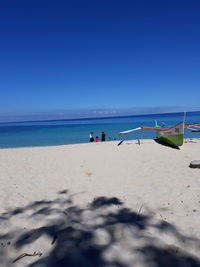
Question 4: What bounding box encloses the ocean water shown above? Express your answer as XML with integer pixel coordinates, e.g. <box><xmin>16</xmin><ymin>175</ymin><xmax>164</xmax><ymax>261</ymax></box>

<box><xmin>0</xmin><ymin>111</ymin><xmax>200</xmax><ymax>148</ymax></box>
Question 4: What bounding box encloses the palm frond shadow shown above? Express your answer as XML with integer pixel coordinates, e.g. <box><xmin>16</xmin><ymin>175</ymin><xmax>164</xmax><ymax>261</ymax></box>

<box><xmin>0</xmin><ymin>191</ymin><xmax>200</xmax><ymax>266</ymax></box>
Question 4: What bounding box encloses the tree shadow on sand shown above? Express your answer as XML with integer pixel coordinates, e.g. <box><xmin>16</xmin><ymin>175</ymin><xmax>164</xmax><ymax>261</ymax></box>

<box><xmin>0</xmin><ymin>191</ymin><xmax>200</xmax><ymax>266</ymax></box>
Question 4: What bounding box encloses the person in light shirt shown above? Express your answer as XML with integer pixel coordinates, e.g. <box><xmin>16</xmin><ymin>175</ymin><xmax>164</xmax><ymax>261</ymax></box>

<box><xmin>89</xmin><ymin>132</ymin><xmax>94</xmax><ymax>142</ymax></box>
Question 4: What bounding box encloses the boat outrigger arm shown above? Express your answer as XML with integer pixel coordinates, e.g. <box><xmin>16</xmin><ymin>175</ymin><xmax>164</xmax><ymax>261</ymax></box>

<box><xmin>185</xmin><ymin>123</ymin><xmax>200</xmax><ymax>133</ymax></box>
<box><xmin>185</xmin><ymin>123</ymin><xmax>200</xmax><ymax>129</ymax></box>
<box><xmin>118</xmin><ymin>122</ymin><xmax>200</xmax><ymax>147</ymax></box>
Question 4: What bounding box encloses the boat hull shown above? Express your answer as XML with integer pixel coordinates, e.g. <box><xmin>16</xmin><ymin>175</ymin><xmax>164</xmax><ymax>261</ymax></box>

<box><xmin>157</xmin><ymin>134</ymin><xmax>184</xmax><ymax>146</ymax></box>
<box><xmin>156</xmin><ymin>122</ymin><xmax>184</xmax><ymax>147</ymax></box>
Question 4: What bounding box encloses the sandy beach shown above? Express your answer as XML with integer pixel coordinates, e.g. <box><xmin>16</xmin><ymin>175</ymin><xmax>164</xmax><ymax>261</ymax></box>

<box><xmin>0</xmin><ymin>138</ymin><xmax>200</xmax><ymax>266</ymax></box>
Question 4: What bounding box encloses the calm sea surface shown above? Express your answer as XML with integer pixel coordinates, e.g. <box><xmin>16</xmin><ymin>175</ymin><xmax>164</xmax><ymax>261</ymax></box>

<box><xmin>0</xmin><ymin>111</ymin><xmax>200</xmax><ymax>148</ymax></box>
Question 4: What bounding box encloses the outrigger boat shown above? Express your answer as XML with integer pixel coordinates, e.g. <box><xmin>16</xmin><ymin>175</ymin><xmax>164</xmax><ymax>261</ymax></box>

<box><xmin>188</xmin><ymin>124</ymin><xmax>200</xmax><ymax>133</ymax></box>
<box><xmin>191</xmin><ymin>130</ymin><xmax>200</xmax><ymax>133</ymax></box>
<box><xmin>118</xmin><ymin>114</ymin><xmax>200</xmax><ymax>147</ymax></box>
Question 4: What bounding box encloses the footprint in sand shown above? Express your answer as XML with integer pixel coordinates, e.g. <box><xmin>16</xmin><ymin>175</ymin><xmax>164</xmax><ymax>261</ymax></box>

<box><xmin>85</xmin><ymin>171</ymin><xmax>92</xmax><ymax>177</ymax></box>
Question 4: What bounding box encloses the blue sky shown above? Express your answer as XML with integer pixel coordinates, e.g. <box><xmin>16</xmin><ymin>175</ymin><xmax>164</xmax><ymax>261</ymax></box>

<box><xmin>0</xmin><ymin>0</ymin><xmax>200</xmax><ymax>121</ymax></box>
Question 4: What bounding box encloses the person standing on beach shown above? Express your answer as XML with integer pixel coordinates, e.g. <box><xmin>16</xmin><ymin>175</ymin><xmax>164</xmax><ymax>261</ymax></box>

<box><xmin>95</xmin><ymin>136</ymin><xmax>99</xmax><ymax>142</ymax></box>
<box><xmin>89</xmin><ymin>132</ymin><xmax>94</xmax><ymax>142</ymax></box>
<box><xmin>101</xmin><ymin>131</ymin><xmax>106</xmax><ymax>142</ymax></box>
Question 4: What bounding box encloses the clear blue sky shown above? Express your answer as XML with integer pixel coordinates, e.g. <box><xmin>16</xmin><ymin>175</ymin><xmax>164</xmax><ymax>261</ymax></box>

<box><xmin>0</xmin><ymin>0</ymin><xmax>200</xmax><ymax>120</ymax></box>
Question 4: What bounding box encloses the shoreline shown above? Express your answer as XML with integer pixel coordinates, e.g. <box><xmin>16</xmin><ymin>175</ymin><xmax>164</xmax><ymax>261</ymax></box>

<box><xmin>0</xmin><ymin>137</ymin><xmax>200</xmax><ymax>150</ymax></box>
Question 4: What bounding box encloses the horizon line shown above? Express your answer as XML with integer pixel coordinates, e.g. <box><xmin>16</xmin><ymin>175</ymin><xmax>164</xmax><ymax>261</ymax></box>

<box><xmin>0</xmin><ymin>110</ymin><xmax>199</xmax><ymax>125</ymax></box>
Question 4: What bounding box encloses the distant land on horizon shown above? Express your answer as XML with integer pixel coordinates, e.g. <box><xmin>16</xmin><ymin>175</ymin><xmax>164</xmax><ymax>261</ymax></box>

<box><xmin>0</xmin><ymin>110</ymin><xmax>199</xmax><ymax>125</ymax></box>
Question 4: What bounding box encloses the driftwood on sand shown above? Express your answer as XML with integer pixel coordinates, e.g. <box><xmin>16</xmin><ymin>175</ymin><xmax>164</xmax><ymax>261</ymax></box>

<box><xmin>189</xmin><ymin>160</ymin><xmax>200</xmax><ymax>169</ymax></box>
<box><xmin>12</xmin><ymin>252</ymin><xmax>42</xmax><ymax>263</ymax></box>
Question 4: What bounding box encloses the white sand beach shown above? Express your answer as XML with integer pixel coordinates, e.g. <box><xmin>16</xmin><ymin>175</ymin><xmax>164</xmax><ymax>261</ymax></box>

<box><xmin>0</xmin><ymin>138</ymin><xmax>200</xmax><ymax>266</ymax></box>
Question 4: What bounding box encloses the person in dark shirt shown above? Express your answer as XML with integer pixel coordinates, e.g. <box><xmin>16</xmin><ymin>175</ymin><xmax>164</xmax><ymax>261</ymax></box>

<box><xmin>101</xmin><ymin>131</ymin><xmax>106</xmax><ymax>142</ymax></box>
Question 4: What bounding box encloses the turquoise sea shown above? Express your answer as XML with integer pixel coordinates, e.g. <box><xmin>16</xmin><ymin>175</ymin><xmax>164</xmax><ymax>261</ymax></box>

<box><xmin>0</xmin><ymin>111</ymin><xmax>200</xmax><ymax>148</ymax></box>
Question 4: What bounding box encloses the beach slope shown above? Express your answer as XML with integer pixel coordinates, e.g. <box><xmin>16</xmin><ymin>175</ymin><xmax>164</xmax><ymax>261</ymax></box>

<box><xmin>0</xmin><ymin>139</ymin><xmax>200</xmax><ymax>266</ymax></box>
